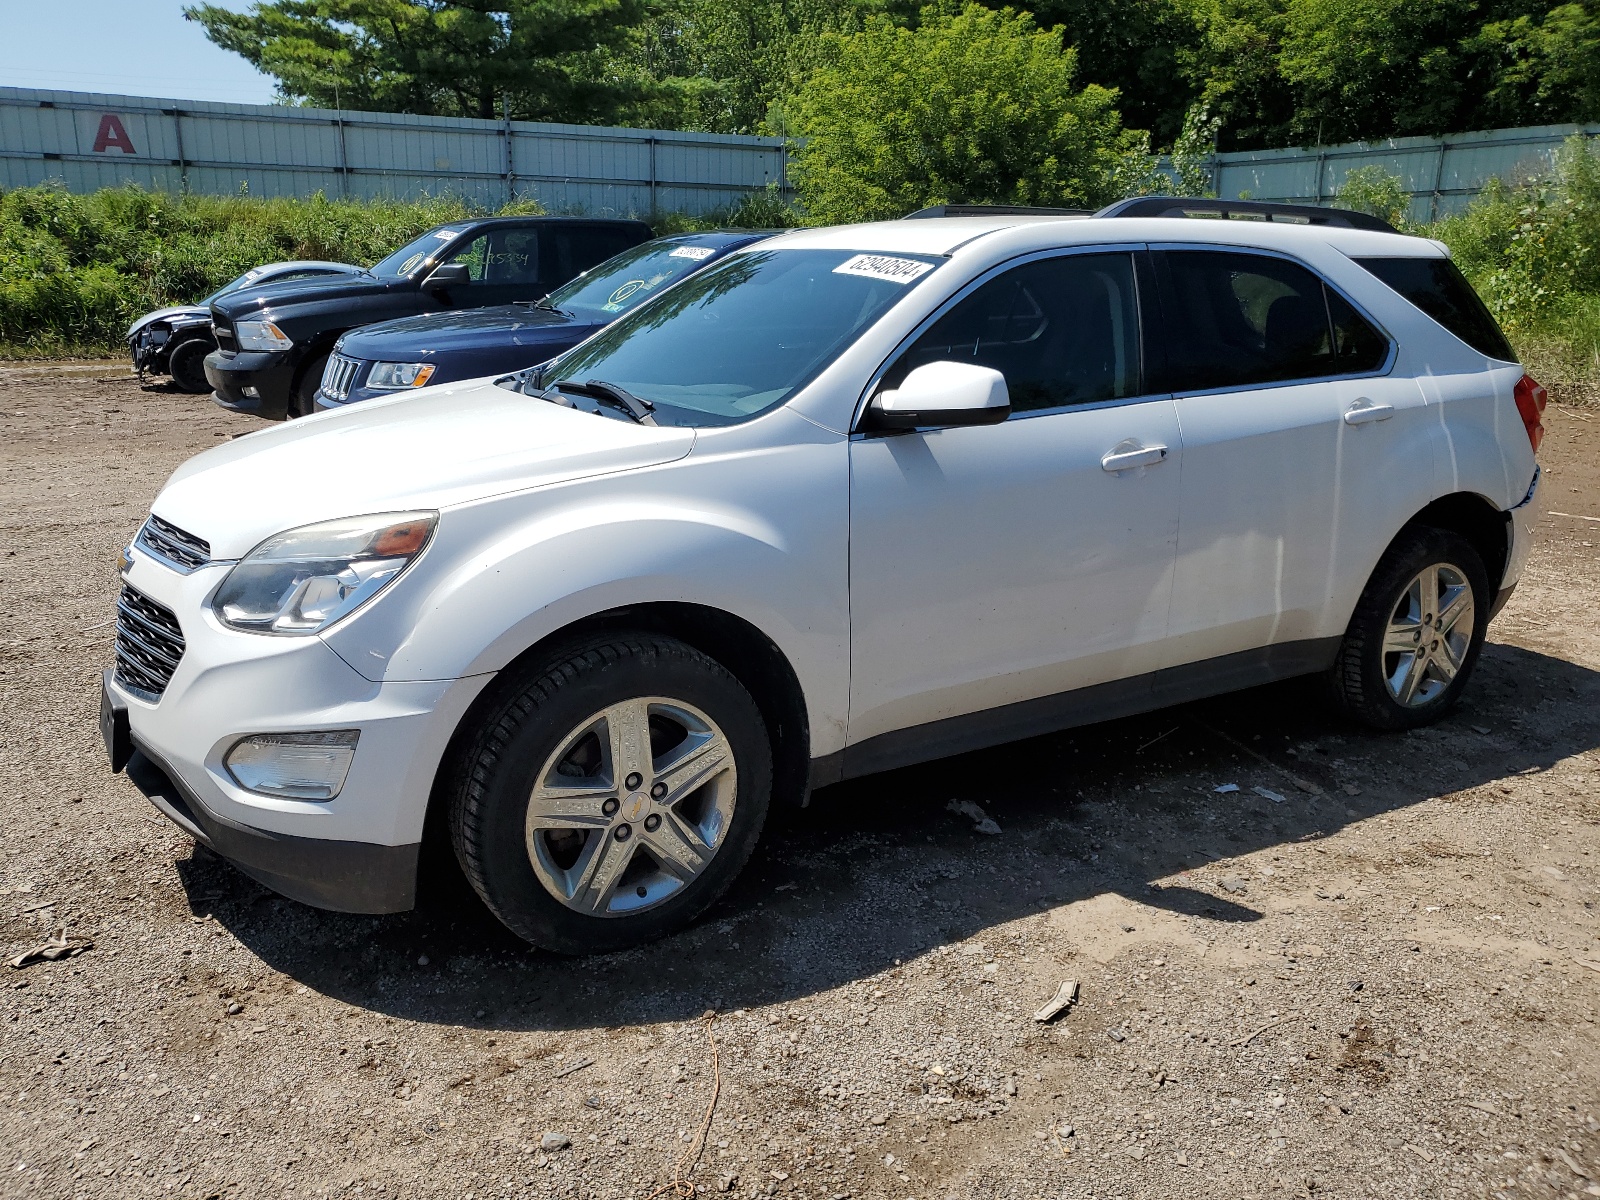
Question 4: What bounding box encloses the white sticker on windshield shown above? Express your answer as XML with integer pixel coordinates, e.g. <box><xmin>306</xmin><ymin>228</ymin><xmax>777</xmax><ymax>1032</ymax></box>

<box><xmin>432</xmin><ymin>229</ymin><xmax>461</xmax><ymax>240</ymax></box>
<box><xmin>832</xmin><ymin>254</ymin><xmax>934</xmax><ymax>284</ymax></box>
<box><xmin>669</xmin><ymin>245</ymin><xmax>715</xmax><ymax>260</ymax></box>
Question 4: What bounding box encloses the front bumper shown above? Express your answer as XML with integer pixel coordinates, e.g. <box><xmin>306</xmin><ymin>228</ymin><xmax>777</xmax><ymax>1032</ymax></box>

<box><xmin>105</xmin><ymin>547</ymin><xmax>492</xmax><ymax>913</ymax></box>
<box><xmin>124</xmin><ymin>737</ymin><xmax>420</xmax><ymax>912</ymax></box>
<box><xmin>206</xmin><ymin>348</ymin><xmax>295</xmax><ymax>420</ymax></box>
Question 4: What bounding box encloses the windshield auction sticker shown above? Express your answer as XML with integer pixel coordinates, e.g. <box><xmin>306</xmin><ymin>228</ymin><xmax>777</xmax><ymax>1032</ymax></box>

<box><xmin>669</xmin><ymin>245</ymin><xmax>715</xmax><ymax>260</ymax></box>
<box><xmin>833</xmin><ymin>254</ymin><xmax>935</xmax><ymax>284</ymax></box>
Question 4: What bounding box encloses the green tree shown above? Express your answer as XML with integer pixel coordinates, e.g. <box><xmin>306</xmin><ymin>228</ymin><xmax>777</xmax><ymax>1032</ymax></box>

<box><xmin>790</xmin><ymin>4</ymin><xmax>1144</xmax><ymax>223</ymax></box>
<box><xmin>184</xmin><ymin>0</ymin><xmax>649</xmax><ymax>123</ymax></box>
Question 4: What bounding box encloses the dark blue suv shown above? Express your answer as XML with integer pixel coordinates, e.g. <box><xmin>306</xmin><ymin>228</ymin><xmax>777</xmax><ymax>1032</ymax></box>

<box><xmin>314</xmin><ymin>230</ymin><xmax>774</xmax><ymax>412</ymax></box>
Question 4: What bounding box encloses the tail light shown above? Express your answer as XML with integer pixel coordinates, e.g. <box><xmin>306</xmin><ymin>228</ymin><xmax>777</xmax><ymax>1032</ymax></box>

<box><xmin>1513</xmin><ymin>373</ymin><xmax>1547</xmax><ymax>453</ymax></box>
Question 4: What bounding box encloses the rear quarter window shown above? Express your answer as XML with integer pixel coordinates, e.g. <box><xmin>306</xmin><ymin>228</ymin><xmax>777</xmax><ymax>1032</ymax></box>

<box><xmin>1353</xmin><ymin>256</ymin><xmax>1515</xmax><ymax>362</ymax></box>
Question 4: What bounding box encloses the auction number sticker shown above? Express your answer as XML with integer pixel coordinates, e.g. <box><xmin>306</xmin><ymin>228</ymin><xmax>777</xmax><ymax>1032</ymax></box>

<box><xmin>832</xmin><ymin>254</ymin><xmax>934</xmax><ymax>284</ymax></box>
<box><xmin>432</xmin><ymin>229</ymin><xmax>461</xmax><ymax>240</ymax></box>
<box><xmin>669</xmin><ymin>245</ymin><xmax>715</xmax><ymax>260</ymax></box>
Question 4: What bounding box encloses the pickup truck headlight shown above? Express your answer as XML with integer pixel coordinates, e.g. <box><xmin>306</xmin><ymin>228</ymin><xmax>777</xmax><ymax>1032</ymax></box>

<box><xmin>367</xmin><ymin>361</ymin><xmax>437</xmax><ymax>390</ymax></box>
<box><xmin>233</xmin><ymin>319</ymin><xmax>294</xmax><ymax>352</ymax></box>
<box><xmin>212</xmin><ymin>512</ymin><xmax>436</xmax><ymax>635</ymax></box>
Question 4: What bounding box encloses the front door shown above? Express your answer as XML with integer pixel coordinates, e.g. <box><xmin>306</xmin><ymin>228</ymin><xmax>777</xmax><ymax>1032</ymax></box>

<box><xmin>846</xmin><ymin>249</ymin><xmax>1183</xmax><ymax>770</ymax></box>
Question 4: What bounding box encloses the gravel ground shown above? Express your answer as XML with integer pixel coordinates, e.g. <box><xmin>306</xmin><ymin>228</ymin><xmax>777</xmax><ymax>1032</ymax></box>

<box><xmin>2</xmin><ymin>363</ymin><xmax>1598</xmax><ymax>1200</ymax></box>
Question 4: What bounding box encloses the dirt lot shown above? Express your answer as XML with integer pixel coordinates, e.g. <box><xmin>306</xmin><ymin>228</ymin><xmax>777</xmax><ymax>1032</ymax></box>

<box><xmin>2</xmin><ymin>363</ymin><xmax>1599</xmax><ymax>1200</ymax></box>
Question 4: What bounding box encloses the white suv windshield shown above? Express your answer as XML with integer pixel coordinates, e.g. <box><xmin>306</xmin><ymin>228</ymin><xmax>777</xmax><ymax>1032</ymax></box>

<box><xmin>544</xmin><ymin>248</ymin><xmax>943</xmax><ymax>425</ymax></box>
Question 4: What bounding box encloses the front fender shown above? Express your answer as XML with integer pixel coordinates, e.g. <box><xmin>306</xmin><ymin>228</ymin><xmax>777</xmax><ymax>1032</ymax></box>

<box><xmin>319</xmin><ymin>410</ymin><xmax>852</xmax><ymax>756</ymax></box>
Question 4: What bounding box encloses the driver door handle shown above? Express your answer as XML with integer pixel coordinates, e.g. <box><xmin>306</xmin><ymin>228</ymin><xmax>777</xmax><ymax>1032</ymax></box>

<box><xmin>1343</xmin><ymin>398</ymin><xmax>1394</xmax><ymax>425</ymax></box>
<box><xmin>1100</xmin><ymin>443</ymin><xmax>1169</xmax><ymax>472</ymax></box>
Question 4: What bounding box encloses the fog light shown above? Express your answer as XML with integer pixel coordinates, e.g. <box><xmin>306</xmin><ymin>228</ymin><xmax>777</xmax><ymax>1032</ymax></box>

<box><xmin>224</xmin><ymin>730</ymin><xmax>358</xmax><ymax>800</ymax></box>
<box><xmin>241</xmin><ymin>386</ymin><xmax>260</xmax><ymax>398</ymax></box>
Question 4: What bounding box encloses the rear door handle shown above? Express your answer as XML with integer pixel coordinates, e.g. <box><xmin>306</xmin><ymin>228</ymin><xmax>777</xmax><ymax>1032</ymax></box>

<box><xmin>1343</xmin><ymin>398</ymin><xmax>1394</xmax><ymax>425</ymax></box>
<box><xmin>1101</xmin><ymin>443</ymin><xmax>1169</xmax><ymax>472</ymax></box>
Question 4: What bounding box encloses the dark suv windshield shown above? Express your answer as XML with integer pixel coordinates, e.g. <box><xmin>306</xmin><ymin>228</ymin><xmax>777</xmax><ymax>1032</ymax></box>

<box><xmin>547</xmin><ymin>239</ymin><xmax>737</xmax><ymax>319</ymax></box>
<box><xmin>369</xmin><ymin>226</ymin><xmax>471</xmax><ymax>278</ymax></box>
<box><xmin>541</xmin><ymin>248</ymin><xmax>941</xmax><ymax>425</ymax></box>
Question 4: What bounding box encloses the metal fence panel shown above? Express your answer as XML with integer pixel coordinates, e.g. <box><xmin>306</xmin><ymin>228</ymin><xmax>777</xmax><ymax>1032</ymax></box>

<box><xmin>1198</xmin><ymin>123</ymin><xmax>1600</xmax><ymax>221</ymax></box>
<box><xmin>0</xmin><ymin>86</ymin><xmax>791</xmax><ymax>217</ymax></box>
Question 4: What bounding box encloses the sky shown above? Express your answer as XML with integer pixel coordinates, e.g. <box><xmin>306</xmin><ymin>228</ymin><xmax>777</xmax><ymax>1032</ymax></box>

<box><xmin>0</xmin><ymin>0</ymin><xmax>279</xmax><ymax>105</ymax></box>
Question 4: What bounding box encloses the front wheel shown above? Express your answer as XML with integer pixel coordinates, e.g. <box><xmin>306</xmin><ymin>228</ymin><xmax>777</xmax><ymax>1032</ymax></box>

<box><xmin>166</xmin><ymin>336</ymin><xmax>214</xmax><ymax>394</ymax></box>
<box><xmin>290</xmin><ymin>352</ymin><xmax>329</xmax><ymax>418</ymax></box>
<box><xmin>447</xmin><ymin>635</ymin><xmax>772</xmax><ymax>954</ymax></box>
<box><xmin>1328</xmin><ymin>525</ymin><xmax>1490</xmax><ymax>730</ymax></box>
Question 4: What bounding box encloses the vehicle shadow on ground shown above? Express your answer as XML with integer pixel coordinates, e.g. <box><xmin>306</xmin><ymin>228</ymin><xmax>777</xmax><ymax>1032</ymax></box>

<box><xmin>175</xmin><ymin>641</ymin><xmax>1600</xmax><ymax>1031</ymax></box>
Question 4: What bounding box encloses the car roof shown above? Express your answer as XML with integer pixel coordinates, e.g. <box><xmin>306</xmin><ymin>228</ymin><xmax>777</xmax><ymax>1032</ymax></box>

<box><xmin>449</xmin><ymin>215</ymin><xmax>652</xmax><ymax>229</ymax></box>
<box><xmin>757</xmin><ymin>214</ymin><xmax>1441</xmax><ymax>260</ymax></box>
<box><xmin>256</xmin><ymin>260</ymin><xmax>360</xmax><ymax>274</ymax></box>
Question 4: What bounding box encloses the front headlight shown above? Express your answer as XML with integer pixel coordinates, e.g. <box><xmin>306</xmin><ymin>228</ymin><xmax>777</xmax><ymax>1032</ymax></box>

<box><xmin>234</xmin><ymin>319</ymin><xmax>294</xmax><ymax>352</ymax></box>
<box><xmin>367</xmin><ymin>361</ymin><xmax>437</xmax><ymax>390</ymax></box>
<box><xmin>212</xmin><ymin>512</ymin><xmax>436</xmax><ymax>636</ymax></box>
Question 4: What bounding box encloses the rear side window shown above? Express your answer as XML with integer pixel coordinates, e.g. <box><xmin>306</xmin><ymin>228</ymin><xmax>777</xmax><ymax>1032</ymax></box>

<box><xmin>1158</xmin><ymin>250</ymin><xmax>1389</xmax><ymax>391</ymax></box>
<box><xmin>1353</xmin><ymin>256</ymin><xmax>1515</xmax><ymax>361</ymax></box>
<box><xmin>883</xmin><ymin>252</ymin><xmax>1142</xmax><ymax>414</ymax></box>
<box><xmin>550</xmin><ymin>226</ymin><xmax>646</xmax><ymax>282</ymax></box>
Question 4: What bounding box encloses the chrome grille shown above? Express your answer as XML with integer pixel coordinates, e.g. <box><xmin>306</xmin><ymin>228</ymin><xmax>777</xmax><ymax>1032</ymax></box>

<box><xmin>115</xmin><ymin>585</ymin><xmax>185</xmax><ymax>699</ymax></box>
<box><xmin>136</xmin><ymin>514</ymin><xmax>211</xmax><ymax>573</ymax></box>
<box><xmin>321</xmin><ymin>353</ymin><xmax>362</xmax><ymax>401</ymax></box>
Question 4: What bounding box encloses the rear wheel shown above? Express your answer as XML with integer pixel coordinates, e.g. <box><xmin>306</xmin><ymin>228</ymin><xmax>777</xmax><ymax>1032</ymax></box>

<box><xmin>1328</xmin><ymin>525</ymin><xmax>1489</xmax><ymax>730</ymax></box>
<box><xmin>290</xmin><ymin>352</ymin><xmax>329</xmax><ymax>418</ymax></box>
<box><xmin>166</xmin><ymin>336</ymin><xmax>213</xmax><ymax>394</ymax></box>
<box><xmin>447</xmin><ymin>635</ymin><xmax>772</xmax><ymax>954</ymax></box>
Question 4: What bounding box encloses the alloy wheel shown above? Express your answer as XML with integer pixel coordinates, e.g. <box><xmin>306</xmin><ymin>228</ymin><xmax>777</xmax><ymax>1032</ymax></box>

<box><xmin>1381</xmin><ymin>562</ymin><xmax>1476</xmax><ymax>707</ymax></box>
<box><xmin>524</xmin><ymin>697</ymin><xmax>737</xmax><ymax>916</ymax></box>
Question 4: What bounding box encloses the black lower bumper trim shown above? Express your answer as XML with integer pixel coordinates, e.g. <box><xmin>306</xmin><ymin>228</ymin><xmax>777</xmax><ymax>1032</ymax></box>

<box><xmin>125</xmin><ymin>745</ymin><xmax>419</xmax><ymax>914</ymax></box>
<box><xmin>1489</xmin><ymin>581</ymin><xmax>1518</xmax><ymax>621</ymax></box>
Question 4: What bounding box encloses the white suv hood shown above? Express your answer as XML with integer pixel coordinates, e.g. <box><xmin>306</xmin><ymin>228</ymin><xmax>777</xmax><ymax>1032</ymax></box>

<box><xmin>153</xmin><ymin>379</ymin><xmax>696</xmax><ymax>559</ymax></box>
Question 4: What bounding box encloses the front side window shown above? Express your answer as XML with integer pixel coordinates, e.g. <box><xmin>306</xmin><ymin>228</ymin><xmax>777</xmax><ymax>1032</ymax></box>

<box><xmin>1353</xmin><ymin>255</ymin><xmax>1515</xmax><ymax>361</ymax></box>
<box><xmin>1159</xmin><ymin>250</ymin><xmax>1390</xmax><ymax>390</ymax></box>
<box><xmin>542</xmin><ymin>249</ymin><xmax>942</xmax><ymax>426</ymax></box>
<box><xmin>882</xmin><ymin>253</ymin><xmax>1142</xmax><ymax>413</ymax></box>
<box><xmin>546</xmin><ymin>238</ymin><xmax>731</xmax><ymax>320</ymax></box>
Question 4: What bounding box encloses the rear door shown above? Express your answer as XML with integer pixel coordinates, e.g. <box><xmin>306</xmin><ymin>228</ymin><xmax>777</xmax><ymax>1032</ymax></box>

<box><xmin>1155</xmin><ymin>247</ymin><xmax>1422</xmax><ymax>671</ymax></box>
<box><xmin>846</xmin><ymin>248</ymin><xmax>1184</xmax><ymax>764</ymax></box>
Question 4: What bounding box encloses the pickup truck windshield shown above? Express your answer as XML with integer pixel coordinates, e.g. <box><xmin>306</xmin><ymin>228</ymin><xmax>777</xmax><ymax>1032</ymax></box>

<box><xmin>543</xmin><ymin>248</ymin><xmax>942</xmax><ymax>426</ymax></box>
<box><xmin>546</xmin><ymin>239</ymin><xmax>731</xmax><ymax>319</ymax></box>
<box><xmin>369</xmin><ymin>227</ymin><xmax>469</xmax><ymax>278</ymax></box>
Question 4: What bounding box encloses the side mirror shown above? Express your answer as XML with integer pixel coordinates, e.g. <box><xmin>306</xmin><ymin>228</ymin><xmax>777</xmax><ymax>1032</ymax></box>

<box><xmin>422</xmin><ymin>263</ymin><xmax>472</xmax><ymax>290</ymax></box>
<box><xmin>869</xmin><ymin>361</ymin><xmax>1010</xmax><ymax>430</ymax></box>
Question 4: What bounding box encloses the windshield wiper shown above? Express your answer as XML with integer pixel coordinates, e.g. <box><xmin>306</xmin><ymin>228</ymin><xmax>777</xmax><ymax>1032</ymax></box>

<box><xmin>554</xmin><ymin>378</ymin><xmax>657</xmax><ymax>425</ymax></box>
<box><xmin>524</xmin><ymin>293</ymin><xmax>567</xmax><ymax>315</ymax></box>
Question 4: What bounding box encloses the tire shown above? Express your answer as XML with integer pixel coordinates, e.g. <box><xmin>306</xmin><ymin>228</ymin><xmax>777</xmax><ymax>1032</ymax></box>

<box><xmin>447</xmin><ymin>634</ymin><xmax>773</xmax><ymax>954</ymax></box>
<box><xmin>1328</xmin><ymin>525</ymin><xmax>1490</xmax><ymax>730</ymax></box>
<box><xmin>290</xmin><ymin>352</ymin><xmax>329</xmax><ymax>418</ymax></box>
<box><xmin>166</xmin><ymin>336</ymin><xmax>214</xmax><ymax>394</ymax></box>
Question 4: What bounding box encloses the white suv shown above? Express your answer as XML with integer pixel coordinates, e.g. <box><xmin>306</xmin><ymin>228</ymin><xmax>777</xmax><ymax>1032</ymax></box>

<box><xmin>103</xmin><ymin>201</ymin><xmax>1545</xmax><ymax>953</ymax></box>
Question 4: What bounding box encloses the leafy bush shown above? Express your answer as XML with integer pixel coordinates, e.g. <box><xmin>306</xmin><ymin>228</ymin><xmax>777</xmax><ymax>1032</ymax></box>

<box><xmin>789</xmin><ymin>4</ymin><xmax>1143</xmax><ymax>224</ymax></box>
<box><xmin>0</xmin><ymin>187</ymin><xmax>508</xmax><ymax>356</ymax></box>
<box><xmin>1335</xmin><ymin>165</ymin><xmax>1413</xmax><ymax>229</ymax></box>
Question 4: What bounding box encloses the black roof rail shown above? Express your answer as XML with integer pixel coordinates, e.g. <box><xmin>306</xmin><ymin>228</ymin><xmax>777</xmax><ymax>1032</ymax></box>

<box><xmin>903</xmin><ymin>204</ymin><xmax>1091</xmax><ymax>219</ymax></box>
<box><xmin>1095</xmin><ymin>196</ymin><xmax>1396</xmax><ymax>233</ymax></box>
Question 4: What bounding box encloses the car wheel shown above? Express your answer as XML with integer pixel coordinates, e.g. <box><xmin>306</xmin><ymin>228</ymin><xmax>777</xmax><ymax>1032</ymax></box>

<box><xmin>1328</xmin><ymin>525</ymin><xmax>1490</xmax><ymax>730</ymax></box>
<box><xmin>447</xmin><ymin>634</ymin><xmax>772</xmax><ymax>954</ymax></box>
<box><xmin>291</xmin><ymin>352</ymin><xmax>329</xmax><ymax>418</ymax></box>
<box><xmin>166</xmin><ymin>337</ymin><xmax>214</xmax><ymax>394</ymax></box>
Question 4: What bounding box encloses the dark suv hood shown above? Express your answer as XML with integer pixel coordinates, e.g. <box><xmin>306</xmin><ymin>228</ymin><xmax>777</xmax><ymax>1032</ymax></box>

<box><xmin>337</xmin><ymin>304</ymin><xmax>589</xmax><ymax>358</ymax></box>
<box><xmin>212</xmin><ymin>272</ymin><xmax>392</xmax><ymax>317</ymax></box>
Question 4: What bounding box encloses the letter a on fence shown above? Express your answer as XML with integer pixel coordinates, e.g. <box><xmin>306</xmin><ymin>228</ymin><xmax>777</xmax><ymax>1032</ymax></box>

<box><xmin>92</xmin><ymin>114</ymin><xmax>136</xmax><ymax>154</ymax></box>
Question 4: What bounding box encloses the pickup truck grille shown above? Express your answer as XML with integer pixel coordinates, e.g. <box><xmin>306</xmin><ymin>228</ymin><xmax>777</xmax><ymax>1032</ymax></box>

<box><xmin>115</xmin><ymin>585</ymin><xmax>185</xmax><ymax>699</ymax></box>
<box><xmin>321</xmin><ymin>353</ymin><xmax>362</xmax><ymax>401</ymax></box>
<box><xmin>212</xmin><ymin>310</ymin><xmax>234</xmax><ymax>351</ymax></box>
<box><xmin>136</xmin><ymin>514</ymin><xmax>211</xmax><ymax>573</ymax></box>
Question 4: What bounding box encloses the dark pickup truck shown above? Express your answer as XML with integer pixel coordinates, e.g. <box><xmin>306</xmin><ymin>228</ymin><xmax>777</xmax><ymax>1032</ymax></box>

<box><xmin>204</xmin><ymin>216</ymin><xmax>652</xmax><ymax>419</ymax></box>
